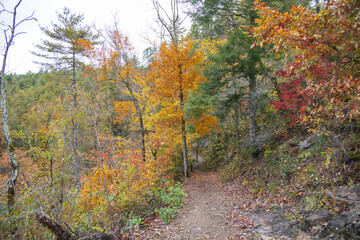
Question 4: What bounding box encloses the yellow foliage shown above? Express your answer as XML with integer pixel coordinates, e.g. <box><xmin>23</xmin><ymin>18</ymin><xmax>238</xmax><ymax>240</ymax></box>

<box><xmin>113</xmin><ymin>101</ymin><xmax>136</xmax><ymax>123</ymax></box>
<box><xmin>79</xmin><ymin>155</ymin><xmax>173</xmax><ymax>214</ymax></box>
<box><xmin>192</xmin><ymin>114</ymin><xmax>221</xmax><ymax>137</ymax></box>
<box><xmin>148</xmin><ymin>37</ymin><xmax>207</xmax><ymax>145</ymax></box>
<box><xmin>150</xmin><ymin>37</ymin><xmax>206</xmax><ymax>101</ymax></box>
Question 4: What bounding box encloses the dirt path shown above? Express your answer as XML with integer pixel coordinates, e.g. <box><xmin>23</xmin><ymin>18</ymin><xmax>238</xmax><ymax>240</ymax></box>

<box><xmin>135</xmin><ymin>171</ymin><xmax>241</xmax><ymax>240</ymax></box>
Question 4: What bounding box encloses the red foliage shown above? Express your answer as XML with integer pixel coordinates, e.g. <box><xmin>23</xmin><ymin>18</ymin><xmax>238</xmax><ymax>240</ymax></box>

<box><xmin>271</xmin><ymin>63</ymin><xmax>308</xmax><ymax>128</ymax></box>
<box><xmin>254</xmin><ymin>0</ymin><xmax>360</xmax><ymax>124</ymax></box>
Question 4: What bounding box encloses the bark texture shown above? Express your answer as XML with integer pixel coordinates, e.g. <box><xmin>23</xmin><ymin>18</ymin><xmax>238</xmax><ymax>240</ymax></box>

<box><xmin>248</xmin><ymin>76</ymin><xmax>257</xmax><ymax>151</ymax></box>
<box><xmin>180</xmin><ymin>82</ymin><xmax>188</xmax><ymax>178</ymax></box>
<box><xmin>72</xmin><ymin>51</ymin><xmax>80</xmax><ymax>187</ymax></box>
<box><xmin>0</xmin><ymin>0</ymin><xmax>27</xmax><ymax>206</ymax></box>
<box><xmin>36</xmin><ymin>212</ymin><xmax>74</xmax><ymax>240</ymax></box>
<box><xmin>36</xmin><ymin>211</ymin><xmax>115</xmax><ymax>240</ymax></box>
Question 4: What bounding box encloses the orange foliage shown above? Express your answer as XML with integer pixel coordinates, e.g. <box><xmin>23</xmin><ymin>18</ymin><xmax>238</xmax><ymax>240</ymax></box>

<box><xmin>150</xmin><ymin>37</ymin><xmax>206</xmax><ymax>100</ymax></box>
<box><xmin>113</xmin><ymin>101</ymin><xmax>136</xmax><ymax>123</ymax></box>
<box><xmin>148</xmin><ymin>37</ymin><xmax>207</xmax><ymax>143</ymax></box>
<box><xmin>79</xmin><ymin>151</ymin><xmax>173</xmax><ymax>213</ymax></box>
<box><xmin>0</xmin><ymin>149</ymin><xmax>39</xmax><ymax>203</ymax></box>
<box><xmin>252</xmin><ymin>0</ymin><xmax>360</xmax><ymax>123</ymax></box>
<box><xmin>192</xmin><ymin>114</ymin><xmax>220</xmax><ymax>137</ymax></box>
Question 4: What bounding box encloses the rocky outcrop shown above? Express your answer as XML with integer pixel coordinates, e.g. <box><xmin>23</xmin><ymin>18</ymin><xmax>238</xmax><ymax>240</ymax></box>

<box><xmin>248</xmin><ymin>185</ymin><xmax>360</xmax><ymax>240</ymax></box>
<box><xmin>298</xmin><ymin>137</ymin><xmax>314</xmax><ymax>150</ymax></box>
<box><xmin>319</xmin><ymin>185</ymin><xmax>360</xmax><ymax>239</ymax></box>
<box><xmin>305</xmin><ymin>208</ymin><xmax>333</xmax><ymax>226</ymax></box>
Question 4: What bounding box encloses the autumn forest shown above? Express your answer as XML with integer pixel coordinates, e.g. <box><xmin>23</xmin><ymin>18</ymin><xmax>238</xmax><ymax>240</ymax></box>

<box><xmin>1</xmin><ymin>0</ymin><xmax>359</xmax><ymax>239</ymax></box>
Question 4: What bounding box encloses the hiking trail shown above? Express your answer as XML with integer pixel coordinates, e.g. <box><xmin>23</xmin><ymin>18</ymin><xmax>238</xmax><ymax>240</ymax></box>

<box><xmin>134</xmin><ymin>171</ymin><xmax>242</xmax><ymax>240</ymax></box>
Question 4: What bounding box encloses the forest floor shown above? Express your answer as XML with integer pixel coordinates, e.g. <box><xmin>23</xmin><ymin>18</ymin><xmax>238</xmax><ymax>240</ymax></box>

<box><xmin>131</xmin><ymin>165</ymin><xmax>306</xmax><ymax>240</ymax></box>
<box><xmin>133</xmin><ymin>171</ymin><xmax>247</xmax><ymax>240</ymax></box>
<box><xmin>131</xmin><ymin>155</ymin><xmax>303</xmax><ymax>240</ymax></box>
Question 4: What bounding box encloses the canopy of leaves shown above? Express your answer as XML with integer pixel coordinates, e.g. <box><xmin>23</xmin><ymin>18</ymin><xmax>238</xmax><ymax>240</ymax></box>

<box><xmin>253</xmin><ymin>0</ymin><xmax>360</xmax><ymax>124</ymax></box>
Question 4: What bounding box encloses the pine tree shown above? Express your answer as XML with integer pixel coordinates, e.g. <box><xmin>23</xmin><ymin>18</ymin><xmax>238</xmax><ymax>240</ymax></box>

<box><xmin>33</xmin><ymin>7</ymin><xmax>98</xmax><ymax>186</ymax></box>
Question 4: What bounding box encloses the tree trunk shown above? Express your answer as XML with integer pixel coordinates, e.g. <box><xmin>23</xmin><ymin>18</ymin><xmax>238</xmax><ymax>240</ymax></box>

<box><xmin>139</xmin><ymin>113</ymin><xmax>146</xmax><ymax>162</ymax></box>
<box><xmin>234</xmin><ymin>102</ymin><xmax>241</xmax><ymax>157</ymax></box>
<box><xmin>195</xmin><ymin>138</ymin><xmax>200</xmax><ymax>163</ymax></box>
<box><xmin>125</xmin><ymin>82</ymin><xmax>146</xmax><ymax>162</ymax></box>
<box><xmin>248</xmin><ymin>76</ymin><xmax>257</xmax><ymax>152</ymax></box>
<box><xmin>1</xmin><ymin>74</ymin><xmax>18</xmax><ymax>206</ymax></box>
<box><xmin>0</xmin><ymin>2</ymin><xmax>21</xmax><ymax>206</ymax></box>
<box><xmin>248</xmin><ymin>2</ymin><xmax>259</xmax><ymax>156</ymax></box>
<box><xmin>234</xmin><ymin>102</ymin><xmax>240</xmax><ymax>143</ymax></box>
<box><xmin>36</xmin><ymin>211</ymin><xmax>115</xmax><ymax>240</ymax></box>
<box><xmin>181</xmin><ymin>116</ymin><xmax>188</xmax><ymax>178</ymax></box>
<box><xmin>36</xmin><ymin>211</ymin><xmax>73</xmax><ymax>240</ymax></box>
<box><xmin>72</xmin><ymin>52</ymin><xmax>80</xmax><ymax>187</ymax></box>
<box><xmin>94</xmin><ymin>115</ymin><xmax>114</xmax><ymax>227</ymax></box>
<box><xmin>109</xmin><ymin>118</ymin><xmax>117</xmax><ymax>168</ymax></box>
<box><xmin>179</xmin><ymin>85</ymin><xmax>188</xmax><ymax>178</ymax></box>
<box><xmin>107</xmin><ymin>88</ymin><xmax>117</xmax><ymax>168</ymax></box>
<box><xmin>109</xmin><ymin>120</ymin><xmax>117</xmax><ymax>169</ymax></box>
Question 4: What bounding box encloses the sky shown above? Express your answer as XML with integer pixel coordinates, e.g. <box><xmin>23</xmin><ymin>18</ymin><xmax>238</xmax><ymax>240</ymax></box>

<box><xmin>1</xmin><ymin>0</ymin><xmax>190</xmax><ymax>74</ymax></box>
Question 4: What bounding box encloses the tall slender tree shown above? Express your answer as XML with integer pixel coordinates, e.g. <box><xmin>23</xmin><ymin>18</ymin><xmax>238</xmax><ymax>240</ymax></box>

<box><xmin>88</xmin><ymin>25</ymin><xmax>150</xmax><ymax>162</ymax></box>
<box><xmin>0</xmin><ymin>0</ymin><xmax>35</xmax><ymax>205</ymax></box>
<box><xmin>152</xmin><ymin>0</ymin><xmax>192</xmax><ymax>177</ymax></box>
<box><xmin>33</xmin><ymin>7</ymin><xmax>98</xmax><ymax>186</ymax></box>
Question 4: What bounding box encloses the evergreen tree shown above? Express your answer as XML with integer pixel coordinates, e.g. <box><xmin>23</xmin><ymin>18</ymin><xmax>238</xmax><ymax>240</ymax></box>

<box><xmin>185</xmin><ymin>0</ymin><xmax>312</xmax><ymax>154</ymax></box>
<box><xmin>33</xmin><ymin>7</ymin><xmax>98</xmax><ymax>186</ymax></box>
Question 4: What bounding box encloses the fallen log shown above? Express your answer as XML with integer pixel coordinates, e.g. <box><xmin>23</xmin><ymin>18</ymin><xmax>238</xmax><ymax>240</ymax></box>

<box><xmin>36</xmin><ymin>211</ymin><xmax>116</xmax><ymax>240</ymax></box>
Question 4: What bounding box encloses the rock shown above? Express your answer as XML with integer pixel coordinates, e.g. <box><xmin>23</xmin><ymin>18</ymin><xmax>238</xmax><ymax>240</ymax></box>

<box><xmin>352</xmin><ymin>184</ymin><xmax>360</xmax><ymax>198</ymax></box>
<box><xmin>298</xmin><ymin>138</ymin><xmax>314</xmax><ymax>150</ymax></box>
<box><xmin>305</xmin><ymin>208</ymin><xmax>333</xmax><ymax>226</ymax></box>
<box><xmin>347</xmin><ymin>222</ymin><xmax>360</xmax><ymax>239</ymax></box>
<box><xmin>326</xmin><ymin>185</ymin><xmax>360</xmax><ymax>204</ymax></box>
<box><xmin>260</xmin><ymin>234</ymin><xmax>275</xmax><ymax>240</ymax></box>
<box><xmin>252</xmin><ymin>211</ymin><xmax>294</xmax><ymax>240</ymax></box>
<box><xmin>326</xmin><ymin>209</ymin><xmax>360</xmax><ymax>239</ymax></box>
<box><xmin>296</xmin><ymin>231</ymin><xmax>312</xmax><ymax>240</ymax></box>
<box><xmin>328</xmin><ymin>215</ymin><xmax>348</xmax><ymax>230</ymax></box>
<box><xmin>300</xmin><ymin>197</ymin><xmax>316</xmax><ymax>214</ymax></box>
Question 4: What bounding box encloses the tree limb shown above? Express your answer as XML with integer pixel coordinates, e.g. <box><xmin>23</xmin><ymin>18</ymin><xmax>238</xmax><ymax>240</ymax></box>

<box><xmin>36</xmin><ymin>211</ymin><xmax>116</xmax><ymax>240</ymax></box>
<box><xmin>35</xmin><ymin>211</ymin><xmax>74</xmax><ymax>240</ymax></box>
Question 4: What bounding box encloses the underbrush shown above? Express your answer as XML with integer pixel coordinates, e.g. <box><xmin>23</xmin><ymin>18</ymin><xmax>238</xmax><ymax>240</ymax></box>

<box><xmin>0</xmin><ymin>148</ymin><xmax>186</xmax><ymax>239</ymax></box>
<box><xmin>196</xmin><ymin>125</ymin><xmax>359</xmax><ymax>239</ymax></box>
<box><xmin>0</xmin><ymin>178</ymin><xmax>185</xmax><ymax>239</ymax></box>
<box><xmin>212</xmin><ymin>128</ymin><xmax>360</xmax><ymax>215</ymax></box>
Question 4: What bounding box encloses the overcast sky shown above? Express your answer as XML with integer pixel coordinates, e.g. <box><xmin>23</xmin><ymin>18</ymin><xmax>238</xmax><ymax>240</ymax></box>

<box><xmin>1</xmin><ymin>0</ymin><xmax>190</xmax><ymax>74</ymax></box>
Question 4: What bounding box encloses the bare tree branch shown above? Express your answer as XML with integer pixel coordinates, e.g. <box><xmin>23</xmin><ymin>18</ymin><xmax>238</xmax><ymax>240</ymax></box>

<box><xmin>0</xmin><ymin>0</ymin><xmax>36</xmax><ymax>206</ymax></box>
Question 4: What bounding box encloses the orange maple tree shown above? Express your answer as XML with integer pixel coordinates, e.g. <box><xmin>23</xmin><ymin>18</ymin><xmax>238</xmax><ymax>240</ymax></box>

<box><xmin>148</xmin><ymin>37</ymin><xmax>208</xmax><ymax>174</ymax></box>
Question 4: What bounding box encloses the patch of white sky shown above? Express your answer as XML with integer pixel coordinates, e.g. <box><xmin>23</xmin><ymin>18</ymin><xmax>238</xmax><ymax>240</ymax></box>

<box><xmin>1</xmin><ymin>0</ymin><xmax>191</xmax><ymax>74</ymax></box>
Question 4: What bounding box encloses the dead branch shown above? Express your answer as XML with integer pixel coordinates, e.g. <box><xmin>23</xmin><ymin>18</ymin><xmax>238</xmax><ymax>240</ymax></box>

<box><xmin>36</xmin><ymin>211</ymin><xmax>116</xmax><ymax>240</ymax></box>
<box><xmin>35</xmin><ymin>211</ymin><xmax>74</xmax><ymax>240</ymax></box>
